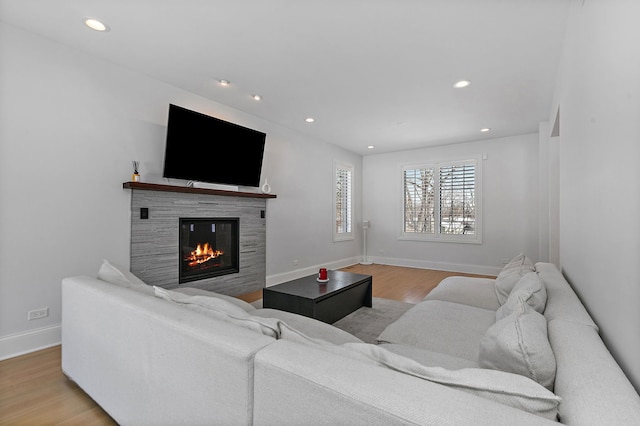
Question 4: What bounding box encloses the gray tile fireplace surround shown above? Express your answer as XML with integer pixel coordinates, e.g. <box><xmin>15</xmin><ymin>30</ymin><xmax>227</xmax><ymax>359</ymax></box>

<box><xmin>127</xmin><ymin>184</ymin><xmax>270</xmax><ymax>296</ymax></box>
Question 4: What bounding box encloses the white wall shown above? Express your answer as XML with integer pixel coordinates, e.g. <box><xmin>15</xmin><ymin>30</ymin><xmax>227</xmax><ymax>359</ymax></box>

<box><xmin>550</xmin><ymin>0</ymin><xmax>640</xmax><ymax>391</ymax></box>
<box><xmin>363</xmin><ymin>134</ymin><xmax>540</xmax><ymax>275</ymax></box>
<box><xmin>0</xmin><ymin>22</ymin><xmax>361</xmax><ymax>358</ymax></box>
<box><xmin>263</xmin><ymin>132</ymin><xmax>363</xmax><ymax>284</ymax></box>
<box><xmin>538</xmin><ymin>121</ymin><xmax>560</xmax><ymax>267</ymax></box>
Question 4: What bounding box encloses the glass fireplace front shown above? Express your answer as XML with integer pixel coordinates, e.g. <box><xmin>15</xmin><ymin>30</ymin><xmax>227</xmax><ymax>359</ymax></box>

<box><xmin>178</xmin><ymin>217</ymin><xmax>239</xmax><ymax>284</ymax></box>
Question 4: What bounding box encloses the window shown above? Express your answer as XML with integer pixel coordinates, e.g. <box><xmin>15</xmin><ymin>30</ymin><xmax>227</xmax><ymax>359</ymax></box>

<box><xmin>334</xmin><ymin>161</ymin><xmax>353</xmax><ymax>242</ymax></box>
<box><xmin>401</xmin><ymin>157</ymin><xmax>481</xmax><ymax>243</ymax></box>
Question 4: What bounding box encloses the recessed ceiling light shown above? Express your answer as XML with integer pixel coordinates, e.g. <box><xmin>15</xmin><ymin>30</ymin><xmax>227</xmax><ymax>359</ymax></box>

<box><xmin>305</xmin><ymin>117</ymin><xmax>315</xmax><ymax>123</ymax></box>
<box><xmin>218</xmin><ymin>79</ymin><xmax>231</xmax><ymax>86</ymax></box>
<box><xmin>367</xmin><ymin>145</ymin><xmax>375</xmax><ymax>149</ymax></box>
<box><xmin>480</xmin><ymin>127</ymin><xmax>491</xmax><ymax>132</ymax></box>
<box><xmin>453</xmin><ymin>80</ymin><xmax>471</xmax><ymax>89</ymax></box>
<box><xmin>84</xmin><ymin>18</ymin><xmax>110</xmax><ymax>32</ymax></box>
<box><xmin>251</xmin><ymin>94</ymin><xmax>262</xmax><ymax>101</ymax></box>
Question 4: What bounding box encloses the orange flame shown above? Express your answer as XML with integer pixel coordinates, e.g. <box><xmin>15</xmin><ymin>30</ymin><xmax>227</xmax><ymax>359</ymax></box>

<box><xmin>186</xmin><ymin>243</ymin><xmax>223</xmax><ymax>267</ymax></box>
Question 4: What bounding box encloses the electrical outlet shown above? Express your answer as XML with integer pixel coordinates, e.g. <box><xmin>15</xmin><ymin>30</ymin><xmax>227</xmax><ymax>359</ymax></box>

<box><xmin>292</xmin><ymin>259</ymin><xmax>299</xmax><ymax>266</ymax></box>
<box><xmin>28</xmin><ymin>307</ymin><xmax>49</xmax><ymax>321</ymax></box>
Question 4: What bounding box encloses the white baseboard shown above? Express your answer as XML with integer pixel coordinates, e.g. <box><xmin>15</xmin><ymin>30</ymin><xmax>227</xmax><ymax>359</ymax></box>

<box><xmin>0</xmin><ymin>324</ymin><xmax>61</xmax><ymax>361</ymax></box>
<box><xmin>266</xmin><ymin>256</ymin><xmax>361</xmax><ymax>287</ymax></box>
<box><xmin>265</xmin><ymin>256</ymin><xmax>500</xmax><ymax>288</ymax></box>
<box><xmin>369</xmin><ymin>256</ymin><xmax>502</xmax><ymax>276</ymax></box>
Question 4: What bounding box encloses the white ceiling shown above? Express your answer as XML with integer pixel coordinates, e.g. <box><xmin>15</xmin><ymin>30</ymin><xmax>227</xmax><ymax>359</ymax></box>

<box><xmin>0</xmin><ymin>0</ymin><xmax>571</xmax><ymax>156</ymax></box>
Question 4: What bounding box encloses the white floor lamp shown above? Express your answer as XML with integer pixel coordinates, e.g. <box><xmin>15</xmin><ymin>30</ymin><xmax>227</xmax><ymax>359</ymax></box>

<box><xmin>360</xmin><ymin>220</ymin><xmax>373</xmax><ymax>265</ymax></box>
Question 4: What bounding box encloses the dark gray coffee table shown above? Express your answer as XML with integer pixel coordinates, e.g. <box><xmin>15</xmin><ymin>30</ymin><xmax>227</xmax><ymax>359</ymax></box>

<box><xmin>262</xmin><ymin>270</ymin><xmax>373</xmax><ymax>323</ymax></box>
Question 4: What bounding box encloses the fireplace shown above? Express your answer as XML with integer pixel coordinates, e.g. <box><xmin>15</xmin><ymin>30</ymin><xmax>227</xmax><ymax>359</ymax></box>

<box><xmin>179</xmin><ymin>218</ymin><xmax>239</xmax><ymax>284</ymax></box>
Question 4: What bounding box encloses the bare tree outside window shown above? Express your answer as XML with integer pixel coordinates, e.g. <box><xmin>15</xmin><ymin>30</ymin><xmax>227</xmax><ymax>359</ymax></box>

<box><xmin>439</xmin><ymin>164</ymin><xmax>475</xmax><ymax>235</ymax></box>
<box><xmin>402</xmin><ymin>160</ymin><xmax>478</xmax><ymax>242</ymax></box>
<box><xmin>403</xmin><ymin>168</ymin><xmax>435</xmax><ymax>233</ymax></box>
<box><xmin>334</xmin><ymin>162</ymin><xmax>354</xmax><ymax>241</ymax></box>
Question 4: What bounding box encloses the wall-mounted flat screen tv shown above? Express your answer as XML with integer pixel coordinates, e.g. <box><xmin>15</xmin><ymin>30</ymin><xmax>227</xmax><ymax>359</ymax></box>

<box><xmin>162</xmin><ymin>104</ymin><xmax>266</xmax><ymax>187</ymax></box>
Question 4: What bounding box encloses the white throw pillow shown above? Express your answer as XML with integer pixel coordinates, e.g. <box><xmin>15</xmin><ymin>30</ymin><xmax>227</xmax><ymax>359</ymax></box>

<box><xmin>173</xmin><ymin>286</ymin><xmax>257</xmax><ymax>312</ymax></box>
<box><xmin>155</xmin><ymin>288</ymin><xmax>362</xmax><ymax>345</ymax></box>
<box><xmin>253</xmin><ymin>308</ymin><xmax>363</xmax><ymax>345</ymax></box>
<box><xmin>153</xmin><ymin>287</ymin><xmax>280</xmax><ymax>338</ymax></box>
<box><xmin>479</xmin><ymin>297</ymin><xmax>557</xmax><ymax>391</ymax></box>
<box><xmin>494</xmin><ymin>253</ymin><xmax>536</xmax><ymax>305</ymax></box>
<box><xmin>338</xmin><ymin>342</ymin><xmax>561</xmax><ymax>421</ymax></box>
<box><xmin>97</xmin><ymin>259</ymin><xmax>154</xmax><ymax>295</ymax></box>
<box><xmin>495</xmin><ymin>271</ymin><xmax>547</xmax><ymax>321</ymax></box>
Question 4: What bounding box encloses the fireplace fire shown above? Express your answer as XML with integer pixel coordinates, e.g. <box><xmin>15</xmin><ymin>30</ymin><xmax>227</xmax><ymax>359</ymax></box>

<box><xmin>179</xmin><ymin>218</ymin><xmax>239</xmax><ymax>284</ymax></box>
<box><xmin>186</xmin><ymin>243</ymin><xmax>223</xmax><ymax>267</ymax></box>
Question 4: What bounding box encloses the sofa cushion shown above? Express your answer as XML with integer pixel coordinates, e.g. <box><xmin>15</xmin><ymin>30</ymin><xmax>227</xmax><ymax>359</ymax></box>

<box><xmin>340</xmin><ymin>343</ymin><xmax>561</xmax><ymax>421</ymax></box>
<box><xmin>536</xmin><ymin>262</ymin><xmax>598</xmax><ymax>329</ymax></box>
<box><xmin>264</xmin><ymin>333</ymin><xmax>560</xmax><ymax>420</ymax></box>
<box><xmin>479</xmin><ymin>297</ymin><xmax>556</xmax><ymax>391</ymax></box>
<box><xmin>173</xmin><ymin>286</ymin><xmax>257</xmax><ymax>313</ymax></box>
<box><xmin>495</xmin><ymin>271</ymin><xmax>547</xmax><ymax>321</ymax></box>
<box><xmin>495</xmin><ymin>253</ymin><xmax>536</xmax><ymax>304</ymax></box>
<box><xmin>424</xmin><ymin>276</ymin><xmax>500</xmax><ymax>311</ymax></box>
<box><xmin>253</xmin><ymin>308</ymin><xmax>363</xmax><ymax>345</ymax></box>
<box><xmin>154</xmin><ymin>287</ymin><xmax>280</xmax><ymax>338</ymax></box>
<box><xmin>378</xmin><ymin>343</ymin><xmax>478</xmax><ymax>370</ymax></box>
<box><xmin>154</xmin><ymin>288</ymin><xmax>362</xmax><ymax>345</ymax></box>
<box><xmin>97</xmin><ymin>259</ymin><xmax>154</xmax><ymax>295</ymax></box>
<box><xmin>547</xmin><ymin>319</ymin><xmax>640</xmax><ymax>425</ymax></box>
<box><xmin>376</xmin><ymin>300</ymin><xmax>496</xmax><ymax>361</ymax></box>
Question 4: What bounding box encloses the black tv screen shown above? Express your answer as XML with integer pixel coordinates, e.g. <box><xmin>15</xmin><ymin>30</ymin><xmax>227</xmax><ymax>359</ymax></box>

<box><xmin>163</xmin><ymin>104</ymin><xmax>266</xmax><ymax>187</ymax></box>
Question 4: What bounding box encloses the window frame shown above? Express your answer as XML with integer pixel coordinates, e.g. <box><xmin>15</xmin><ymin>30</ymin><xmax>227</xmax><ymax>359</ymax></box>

<box><xmin>399</xmin><ymin>156</ymin><xmax>482</xmax><ymax>244</ymax></box>
<box><xmin>333</xmin><ymin>160</ymin><xmax>354</xmax><ymax>242</ymax></box>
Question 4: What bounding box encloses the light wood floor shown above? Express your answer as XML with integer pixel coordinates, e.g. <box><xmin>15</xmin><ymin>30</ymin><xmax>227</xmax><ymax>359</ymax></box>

<box><xmin>0</xmin><ymin>264</ymin><xmax>494</xmax><ymax>425</ymax></box>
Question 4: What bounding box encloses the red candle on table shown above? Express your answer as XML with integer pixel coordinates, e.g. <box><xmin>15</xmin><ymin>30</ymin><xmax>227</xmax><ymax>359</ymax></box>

<box><xmin>319</xmin><ymin>268</ymin><xmax>328</xmax><ymax>280</ymax></box>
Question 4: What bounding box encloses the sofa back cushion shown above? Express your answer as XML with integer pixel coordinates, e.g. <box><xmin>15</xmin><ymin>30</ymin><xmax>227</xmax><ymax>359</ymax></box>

<box><xmin>154</xmin><ymin>287</ymin><xmax>280</xmax><ymax>338</ymax></box>
<box><xmin>495</xmin><ymin>272</ymin><xmax>547</xmax><ymax>321</ymax></box>
<box><xmin>495</xmin><ymin>254</ymin><xmax>536</xmax><ymax>304</ymax></box>
<box><xmin>479</xmin><ymin>297</ymin><xmax>556</xmax><ymax>391</ymax></box>
<box><xmin>270</xmin><ymin>336</ymin><xmax>560</xmax><ymax>420</ymax></box>
<box><xmin>172</xmin><ymin>286</ymin><xmax>257</xmax><ymax>313</ymax></box>
<box><xmin>154</xmin><ymin>288</ymin><xmax>363</xmax><ymax>346</ymax></box>
<box><xmin>337</xmin><ymin>342</ymin><xmax>561</xmax><ymax>421</ymax></box>
<box><xmin>253</xmin><ymin>308</ymin><xmax>362</xmax><ymax>345</ymax></box>
<box><xmin>547</xmin><ymin>319</ymin><xmax>640</xmax><ymax>425</ymax></box>
<box><xmin>97</xmin><ymin>259</ymin><xmax>155</xmax><ymax>296</ymax></box>
<box><xmin>535</xmin><ymin>262</ymin><xmax>598</xmax><ymax>329</ymax></box>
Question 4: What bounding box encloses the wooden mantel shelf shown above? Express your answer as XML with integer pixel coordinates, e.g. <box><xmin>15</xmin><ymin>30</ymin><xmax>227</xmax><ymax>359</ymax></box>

<box><xmin>123</xmin><ymin>182</ymin><xmax>277</xmax><ymax>199</ymax></box>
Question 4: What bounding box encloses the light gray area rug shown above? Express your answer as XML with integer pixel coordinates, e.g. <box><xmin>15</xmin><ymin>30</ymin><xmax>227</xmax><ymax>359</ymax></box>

<box><xmin>251</xmin><ymin>297</ymin><xmax>414</xmax><ymax>343</ymax></box>
<box><xmin>332</xmin><ymin>298</ymin><xmax>414</xmax><ymax>343</ymax></box>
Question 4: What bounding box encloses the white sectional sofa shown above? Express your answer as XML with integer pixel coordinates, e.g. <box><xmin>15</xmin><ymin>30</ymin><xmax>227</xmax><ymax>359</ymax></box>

<box><xmin>61</xmin><ymin>258</ymin><xmax>640</xmax><ymax>425</ymax></box>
